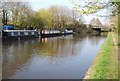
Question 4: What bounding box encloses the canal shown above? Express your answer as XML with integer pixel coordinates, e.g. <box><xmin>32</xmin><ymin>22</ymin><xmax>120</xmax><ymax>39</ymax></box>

<box><xmin>2</xmin><ymin>33</ymin><xmax>107</xmax><ymax>79</ymax></box>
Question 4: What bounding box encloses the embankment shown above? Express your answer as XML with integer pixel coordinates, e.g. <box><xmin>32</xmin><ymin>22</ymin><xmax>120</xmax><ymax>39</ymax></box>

<box><xmin>84</xmin><ymin>32</ymin><xmax>118</xmax><ymax>79</ymax></box>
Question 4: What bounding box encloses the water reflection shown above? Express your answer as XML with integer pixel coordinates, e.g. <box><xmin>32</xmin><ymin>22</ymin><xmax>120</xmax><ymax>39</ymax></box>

<box><xmin>3</xmin><ymin>33</ymin><xmax>107</xmax><ymax>79</ymax></box>
<box><xmin>3</xmin><ymin>40</ymin><xmax>37</xmax><ymax>79</ymax></box>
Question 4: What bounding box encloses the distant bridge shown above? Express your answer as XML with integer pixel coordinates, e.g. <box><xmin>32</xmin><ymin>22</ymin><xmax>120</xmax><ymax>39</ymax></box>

<box><xmin>92</xmin><ymin>26</ymin><xmax>111</xmax><ymax>29</ymax></box>
<box><xmin>91</xmin><ymin>26</ymin><xmax>112</xmax><ymax>32</ymax></box>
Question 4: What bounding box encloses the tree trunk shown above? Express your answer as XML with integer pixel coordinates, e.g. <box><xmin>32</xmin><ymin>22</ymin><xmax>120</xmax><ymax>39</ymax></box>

<box><xmin>5</xmin><ymin>13</ymin><xmax>8</xmax><ymax>25</ymax></box>
<box><xmin>2</xmin><ymin>9</ymin><xmax>8</xmax><ymax>25</ymax></box>
<box><xmin>2</xmin><ymin>10</ymin><xmax>5</xmax><ymax>25</ymax></box>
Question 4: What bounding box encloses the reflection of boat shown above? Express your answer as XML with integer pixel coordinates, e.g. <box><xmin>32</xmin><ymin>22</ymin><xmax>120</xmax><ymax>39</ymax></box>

<box><xmin>2</xmin><ymin>30</ymin><xmax>39</xmax><ymax>40</ymax></box>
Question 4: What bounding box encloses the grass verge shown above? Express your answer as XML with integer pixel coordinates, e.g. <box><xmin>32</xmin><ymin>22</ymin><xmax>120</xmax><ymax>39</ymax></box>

<box><xmin>84</xmin><ymin>32</ymin><xmax>118</xmax><ymax>79</ymax></box>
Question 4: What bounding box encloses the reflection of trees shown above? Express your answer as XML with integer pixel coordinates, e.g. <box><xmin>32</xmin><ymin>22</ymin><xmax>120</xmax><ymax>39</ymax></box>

<box><xmin>87</xmin><ymin>33</ymin><xmax>107</xmax><ymax>46</ymax></box>
<box><xmin>2</xmin><ymin>40</ymin><xmax>38</xmax><ymax>79</ymax></box>
<box><xmin>74</xmin><ymin>33</ymin><xmax>107</xmax><ymax>46</ymax></box>
<box><xmin>33</xmin><ymin>36</ymin><xmax>85</xmax><ymax>63</ymax></box>
<box><xmin>88</xmin><ymin>35</ymin><xmax>100</xmax><ymax>46</ymax></box>
<box><xmin>73</xmin><ymin>33</ymin><xmax>87</xmax><ymax>39</ymax></box>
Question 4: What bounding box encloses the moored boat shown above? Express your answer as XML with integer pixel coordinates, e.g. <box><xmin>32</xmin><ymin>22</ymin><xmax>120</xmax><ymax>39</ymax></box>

<box><xmin>2</xmin><ymin>30</ymin><xmax>39</xmax><ymax>40</ymax></box>
<box><xmin>61</xmin><ymin>30</ymin><xmax>73</xmax><ymax>35</ymax></box>
<box><xmin>1</xmin><ymin>26</ymin><xmax>74</xmax><ymax>40</ymax></box>
<box><xmin>41</xmin><ymin>30</ymin><xmax>61</xmax><ymax>37</ymax></box>
<box><xmin>2</xmin><ymin>26</ymin><xmax>40</xmax><ymax>40</ymax></box>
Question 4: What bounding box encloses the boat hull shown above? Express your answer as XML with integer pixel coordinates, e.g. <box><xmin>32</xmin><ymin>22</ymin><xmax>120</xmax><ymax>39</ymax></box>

<box><xmin>41</xmin><ymin>33</ymin><xmax>62</xmax><ymax>37</ymax></box>
<box><xmin>2</xmin><ymin>35</ymin><xmax>39</xmax><ymax>41</ymax></box>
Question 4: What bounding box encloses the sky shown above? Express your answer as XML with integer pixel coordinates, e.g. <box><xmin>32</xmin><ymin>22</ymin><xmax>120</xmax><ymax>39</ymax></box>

<box><xmin>28</xmin><ymin>0</ymin><xmax>109</xmax><ymax>24</ymax></box>
<box><xmin>29</xmin><ymin>0</ymin><xmax>72</xmax><ymax>10</ymax></box>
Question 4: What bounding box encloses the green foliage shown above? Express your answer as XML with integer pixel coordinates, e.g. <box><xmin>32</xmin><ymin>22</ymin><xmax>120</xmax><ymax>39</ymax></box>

<box><xmin>37</xmin><ymin>9</ymin><xmax>52</xmax><ymax>29</ymax></box>
<box><xmin>0</xmin><ymin>2</ymin><xmax>44</xmax><ymax>30</ymax></box>
<box><xmin>109</xmin><ymin>15</ymin><xmax>118</xmax><ymax>33</ymax></box>
<box><xmin>71</xmin><ymin>1</ymin><xmax>119</xmax><ymax>16</ymax></box>
<box><xmin>0</xmin><ymin>2</ymin><xmax>85</xmax><ymax>30</ymax></box>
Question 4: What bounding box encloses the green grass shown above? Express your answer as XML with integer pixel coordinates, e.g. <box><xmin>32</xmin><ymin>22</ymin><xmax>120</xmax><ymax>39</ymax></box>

<box><xmin>90</xmin><ymin>32</ymin><xmax>118</xmax><ymax>79</ymax></box>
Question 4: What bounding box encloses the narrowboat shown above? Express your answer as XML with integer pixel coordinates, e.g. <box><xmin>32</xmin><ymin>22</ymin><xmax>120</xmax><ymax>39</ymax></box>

<box><xmin>2</xmin><ymin>30</ymin><xmax>39</xmax><ymax>40</ymax></box>
<box><xmin>41</xmin><ymin>30</ymin><xmax>73</xmax><ymax>37</ymax></box>
<box><xmin>2</xmin><ymin>26</ymin><xmax>40</xmax><ymax>40</ymax></box>
<box><xmin>41</xmin><ymin>30</ymin><xmax>61</xmax><ymax>37</ymax></box>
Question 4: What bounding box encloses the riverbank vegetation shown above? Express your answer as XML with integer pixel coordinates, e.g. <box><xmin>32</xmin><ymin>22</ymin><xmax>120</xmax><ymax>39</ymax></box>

<box><xmin>84</xmin><ymin>32</ymin><xmax>118</xmax><ymax>79</ymax></box>
<box><xmin>0</xmin><ymin>2</ymin><xmax>86</xmax><ymax>31</ymax></box>
<box><xmin>93</xmin><ymin>32</ymin><xmax>118</xmax><ymax>79</ymax></box>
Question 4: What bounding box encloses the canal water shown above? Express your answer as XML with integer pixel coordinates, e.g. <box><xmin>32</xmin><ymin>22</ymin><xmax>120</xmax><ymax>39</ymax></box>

<box><xmin>2</xmin><ymin>33</ymin><xmax>107</xmax><ymax>79</ymax></box>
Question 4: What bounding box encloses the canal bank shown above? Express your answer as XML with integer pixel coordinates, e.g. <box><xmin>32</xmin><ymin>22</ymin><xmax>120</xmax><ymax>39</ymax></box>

<box><xmin>84</xmin><ymin>32</ymin><xmax>118</xmax><ymax>79</ymax></box>
<box><xmin>0</xmin><ymin>37</ymin><xmax>2</xmax><ymax>81</ymax></box>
